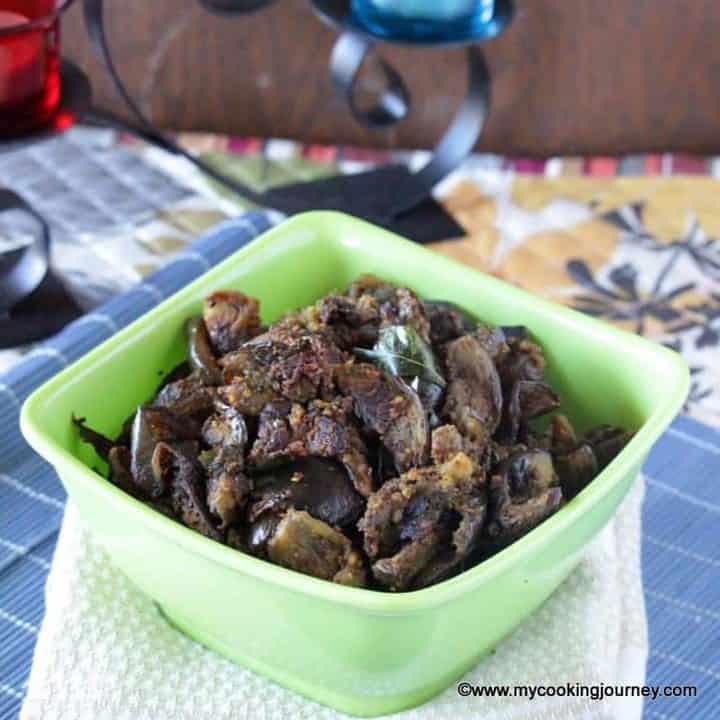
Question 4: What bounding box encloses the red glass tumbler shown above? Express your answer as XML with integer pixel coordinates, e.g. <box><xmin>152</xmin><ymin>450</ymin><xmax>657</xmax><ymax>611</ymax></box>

<box><xmin>0</xmin><ymin>0</ymin><xmax>75</xmax><ymax>137</ymax></box>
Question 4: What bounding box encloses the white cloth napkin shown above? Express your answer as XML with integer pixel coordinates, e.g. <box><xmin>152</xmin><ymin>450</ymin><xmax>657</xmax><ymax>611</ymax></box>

<box><xmin>22</xmin><ymin>477</ymin><xmax>648</xmax><ymax>720</ymax></box>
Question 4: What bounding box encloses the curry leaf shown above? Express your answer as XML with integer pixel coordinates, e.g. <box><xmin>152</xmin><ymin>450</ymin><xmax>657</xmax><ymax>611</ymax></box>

<box><xmin>355</xmin><ymin>325</ymin><xmax>446</xmax><ymax>388</ymax></box>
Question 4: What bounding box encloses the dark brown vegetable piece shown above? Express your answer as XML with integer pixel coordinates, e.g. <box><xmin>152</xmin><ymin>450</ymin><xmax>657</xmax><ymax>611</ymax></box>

<box><xmin>497</xmin><ymin>331</ymin><xmax>546</xmax><ymax>388</ymax></box>
<box><xmin>360</xmin><ymin>452</ymin><xmax>485</xmax><ymax>590</ymax></box>
<box><xmin>555</xmin><ymin>444</ymin><xmax>598</xmax><ymax>499</ymax></box>
<box><xmin>411</xmin><ymin>550</ymin><xmax>466</xmax><ymax>590</ymax></box>
<box><xmin>500</xmin><ymin>380</ymin><xmax>560</xmax><ymax>443</ymax></box>
<box><xmin>207</xmin><ymin>465</ymin><xmax>251</xmax><ymax>529</ymax></box>
<box><xmin>107</xmin><ymin>446</ymin><xmax>137</xmax><ymax>497</ymax></box>
<box><xmin>220</xmin><ymin>326</ymin><xmax>345</xmax><ymax>409</ymax></box>
<box><xmin>200</xmin><ymin>402</ymin><xmax>250</xmax><ymax>526</ymax></box>
<box><xmin>217</xmin><ymin>354</ymin><xmax>280</xmax><ymax>416</ymax></box>
<box><xmin>372</xmin><ymin>531</ymin><xmax>444</xmax><ymax>591</ymax></box>
<box><xmin>153</xmin><ymin>371</ymin><xmax>216</xmax><ymax>419</ymax></box>
<box><xmin>442</xmin><ymin>335</ymin><xmax>503</xmax><ymax>451</ymax></box>
<box><xmin>337</xmin><ymin>362</ymin><xmax>428</xmax><ymax>473</ymax></box>
<box><xmin>378</xmin><ymin>287</ymin><xmax>431</xmax><ymax>344</ymax></box>
<box><xmin>549</xmin><ymin>414</ymin><xmax>579</xmax><ymax>455</ymax></box>
<box><xmin>186</xmin><ymin>316</ymin><xmax>221</xmax><ymax>385</ymax></box>
<box><xmin>584</xmin><ymin>425</ymin><xmax>633</xmax><ymax>470</ymax></box>
<box><xmin>72</xmin><ymin>415</ymin><xmax>114</xmax><ymax>461</ymax></box>
<box><xmin>483</xmin><ymin>450</ymin><xmax>562</xmax><ymax>549</ymax></box>
<box><xmin>423</xmin><ymin>300</ymin><xmax>475</xmax><ymax>345</ymax></box>
<box><xmin>203</xmin><ymin>290</ymin><xmax>262</xmax><ymax>354</ymax></box>
<box><xmin>313</xmin><ymin>293</ymin><xmax>380</xmax><ymax>349</ymax></box>
<box><xmin>249</xmin><ymin>398</ymin><xmax>373</xmax><ymax>497</ymax></box>
<box><xmin>202</xmin><ymin>403</ymin><xmax>248</xmax><ymax>451</ymax></box>
<box><xmin>474</xmin><ymin>323</ymin><xmax>509</xmax><ymax>363</ymax></box>
<box><xmin>431</xmin><ymin>424</ymin><xmax>466</xmax><ymax>465</ymax></box>
<box><xmin>267</xmin><ymin>509</ymin><xmax>366</xmax><ymax>586</ymax></box>
<box><xmin>152</xmin><ymin>441</ymin><xmax>221</xmax><ymax>541</ymax></box>
<box><xmin>249</xmin><ymin>457</ymin><xmax>365</xmax><ymax>529</ymax></box>
<box><xmin>346</xmin><ymin>274</ymin><xmax>396</xmax><ymax>302</ymax></box>
<box><xmin>130</xmin><ymin>406</ymin><xmax>199</xmax><ymax>498</ymax></box>
<box><xmin>247</xmin><ymin>513</ymin><xmax>281</xmax><ymax>555</ymax></box>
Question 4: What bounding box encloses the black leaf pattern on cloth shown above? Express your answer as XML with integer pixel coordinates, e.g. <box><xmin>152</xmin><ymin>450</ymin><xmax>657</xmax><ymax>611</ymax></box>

<box><xmin>602</xmin><ymin>207</ymin><xmax>720</xmax><ymax>281</ymax></box>
<box><xmin>672</xmin><ymin>294</ymin><xmax>720</xmax><ymax>350</ymax></box>
<box><xmin>567</xmin><ymin>205</ymin><xmax>720</xmax><ymax>414</ymax></box>
<box><xmin>600</xmin><ymin>203</ymin><xmax>656</xmax><ymax>249</ymax></box>
<box><xmin>567</xmin><ymin>259</ymin><xmax>693</xmax><ymax>335</ymax></box>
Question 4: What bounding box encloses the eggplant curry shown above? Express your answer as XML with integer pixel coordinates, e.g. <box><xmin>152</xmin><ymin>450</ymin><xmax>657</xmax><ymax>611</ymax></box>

<box><xmin>75</xmin><ymin>275</ymin><xmax>631</xmax><ymax>592</ymax></box>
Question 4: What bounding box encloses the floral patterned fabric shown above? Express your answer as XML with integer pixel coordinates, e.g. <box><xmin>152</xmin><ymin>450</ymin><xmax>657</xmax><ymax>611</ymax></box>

<box><xmin>436</xmin><ymin>177</ymin><xmax>720</xmax><ymax>426</ymax></box>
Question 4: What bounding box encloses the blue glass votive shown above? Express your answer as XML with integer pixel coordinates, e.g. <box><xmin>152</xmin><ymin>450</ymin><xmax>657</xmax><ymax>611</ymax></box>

<box><xmin>351</xmin><ymin>0</ymin><xmax>500</xmax><ymax>43</ymax></box>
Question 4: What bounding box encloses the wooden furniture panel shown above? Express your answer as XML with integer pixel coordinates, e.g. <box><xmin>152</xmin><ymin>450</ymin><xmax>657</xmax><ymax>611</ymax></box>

<box><xmin>61</xmin><ymin>0</ymin><xmax>720</xmax><ymax>155</ymax></box>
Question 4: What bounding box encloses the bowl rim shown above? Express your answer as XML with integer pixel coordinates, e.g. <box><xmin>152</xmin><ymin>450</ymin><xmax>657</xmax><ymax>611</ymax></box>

<box><xmin>20</xmin><ymin>210</ymin><xmax>690</xmax><ymax>614</ymax></box>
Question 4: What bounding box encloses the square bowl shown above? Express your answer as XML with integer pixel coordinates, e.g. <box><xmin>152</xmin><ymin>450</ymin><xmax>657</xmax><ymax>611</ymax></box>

<box><xmin>21</xmin><ymin>211</ymin><xmax>689</xmax><ymax>717</ymax></box>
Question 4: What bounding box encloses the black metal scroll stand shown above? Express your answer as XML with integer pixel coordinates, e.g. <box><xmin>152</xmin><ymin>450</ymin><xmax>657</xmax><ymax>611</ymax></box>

<box><xmin>0</xmin><ymin>187</ymin><xmax>81</xmax><ymax>349</ymax></box>
<box><xmin>0</xmin><ymin>62</ymin><xmax>89</xmax><ymax>347</ymax></box>
<box><xmin>82</xmin><ymin>0</ymin><xmax>513</xmax><ymax>244</ymax></box>
<box><xmin>1</xmin><ymin>0</ymin><xmax>514</xmax><ymax>345</ymax></box>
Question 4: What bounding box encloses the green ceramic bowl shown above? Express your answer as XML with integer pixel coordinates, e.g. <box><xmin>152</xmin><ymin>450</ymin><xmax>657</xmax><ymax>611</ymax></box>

<box><xmin>21</xmin><ymin>211</ymin><xmax>688</xmax><ymax>717</ymax></box>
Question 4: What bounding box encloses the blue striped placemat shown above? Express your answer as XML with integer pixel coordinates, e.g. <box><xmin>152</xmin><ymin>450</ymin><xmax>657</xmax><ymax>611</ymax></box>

<box><xmin>0</xmin><ymin>210</ymin><xmax>717</xmax><ymax>719</ymax></box>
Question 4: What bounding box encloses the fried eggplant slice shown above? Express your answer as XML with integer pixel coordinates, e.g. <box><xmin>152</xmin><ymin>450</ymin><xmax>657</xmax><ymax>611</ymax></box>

<box><xmin>372</xmin><ymin>530</ymin><xmax>445</xmax><ymax>591</ymax></box>
<box><xmin>483</xmin><ymin>449</ymin><xmax>562</xmax><ymax>550</ymax></box>
<box><xmin>411</xmin><ymin>550</ymin><xmax>466</xmax><ymax>590</ymax></box>
<box><xmin>442</xmin><ymin>335</ymin><xmax>502</xmax><ymax>451</ymax></box>
<box><xmin>267</xmin><ymin>509</ymin><xmax>366</xmax><ymax>586</ymax></box>
<box><xmin>202</xmin><ymin>402</ymin><xmax>248</xmax><ymax>450</ymax></box>
<box><xmin>555</xmin><ymin>444</ymin><xmax>598</xmax><ymax>499</ymax></box>
<box><xmin>549</xmin><ymin>414</ymin><xmax>579</xmax><ymax>455</ymax></box>
<box><xmin>152</xmin><ymin>442</ymin><xmax>221</xmax><ymax>541</ymax></box>
<box><xmin>500</xmin><ymin>449</ymin><xmax>557</xmax><ymax>499</ymax></box>
<box><xmin>500</xmin><ymin>380</ymin><xmax>560</xmax><ymax>443</ymax></box>
<box><xmin>346</xmin><ymin>274</ymin><xmax>396</xmax><ymax>301</ymax></box>
<box><xmin>378</xmin><ymin>287</ymin><xmax>431</xmax><ymax>344</ymax></box>
<box><xmin>247</xmin><ymin>513</ymin><xmax>281</xmax><ymax>555</ymax></box>
<box><xmin>249</xmin><ymin>457</ymin><xmax>364</xmax><ymax>529</ymax></box>
<box><xmin>203</xmin><ymin>290</ymin><xmax>262</xmax><ymax>354</ymax></box>
<box><xmin>423</xmin><ymin>300</ymin><xmax>475</xmax><ymax>345</ymax></box>
<box><xmin>72</xmin><ymin>415</ymin><xmax>114</xmax><ymax>461</ymax></box>
<box><xmin>153</xmin><ymin>370</ymin><xmax>216</xmax><ymax>419</ymax></box>
<box><xmin>360</xmin><ymin>452</ymin><xmax>485</xmax><ymax>590</ymax></box>
<box><xmin>186</xmin><ymin>316</ymin><xmax>221</xmax><ymax>384</ymax></box>
<box><xmin>217</xmin><ymin>348</ymin><xmax>280</xmax><ymax>415</ymax></box>
<box><xmin>220</xmin><ymin>327</ymin><xmax>346</xmax><ymax>411</ymax></box>
<box><xmin>249</xmin><ymin>327</ymin><xmax>345</xmax><ymax>402</ymax></box>
<box><xmin>130</xmin><ymin>406</ymin><xmax>200</xmax><ymax>498</ymax></box>
<box><xmin>474</xmin><ymin>323</ymin><xmax>509</xmax><ymax>363</ymax></box>
<box><xmin>497</xmin><ymin>330</ymin><xmax>546</xmax><ymax>388</ymax></box>
<box><xmin>337</xmin><ymin>362</ymin><xmax>428</xmax><ymax>473</ymax></box>
<box><xmin>248</xmin><ymin>398</ymin><xmax>373</xmax><ymax>496</ymax></box>
<box><xmin>206</xmin><ymin>465</ymin><xmax>251</xmax><ymax>529</ymax></box>
<box><xmin>345</xmin><ymin>276</ymin><xmax>431</xmax><ymax>343</ymax></box>
<box><xmin>107</xmin><ymin>445</ymin><xmax>137</xmax><ymax>497</ymax></box>
<box><xmin>584</xmin><ymin>425</ymin><xmax>633</xmax><ymax>470</ymax></box>
<box><xmin>312</xmin><ymin>293</ymin><xmax>380</xmax><ymax>349</ymax></box>
<box><xmin>200</xmin><ymin>403</ymin><xmax>250</xmax><ymax>526</ymax></box>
